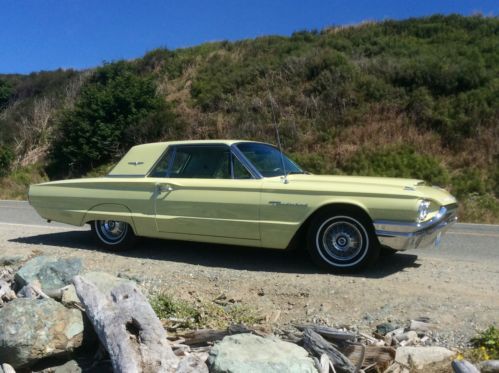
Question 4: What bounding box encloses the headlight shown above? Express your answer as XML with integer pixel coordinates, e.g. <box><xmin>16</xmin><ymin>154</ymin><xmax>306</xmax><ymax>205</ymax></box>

<box><xmin>417</xmin><ymin>200</ymin><xmax>431</xmax><ymax>222</ymax></box>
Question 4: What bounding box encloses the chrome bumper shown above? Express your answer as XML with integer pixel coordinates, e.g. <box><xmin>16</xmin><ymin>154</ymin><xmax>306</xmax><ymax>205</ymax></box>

<box><xmin>374</xmin><ymin>204</ymin><xmax>458</xmax><ymax>251</ymax></box>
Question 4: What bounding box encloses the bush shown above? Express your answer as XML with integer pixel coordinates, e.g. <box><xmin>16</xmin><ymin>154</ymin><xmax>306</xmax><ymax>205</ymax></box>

<box><xmin>342</xmin><ymin>146</ymin><xmax>449</xmax><ymax>186</ymax></box>
<box><xmin>0</xmin><ymin>79</ymin><xmax>12</xmax><ymax>110</ymax></box>
<box><xmin>0</xmin><ymin>146</ymin><xmax>14</xmax><ymax>177</ymax></box>
<box><xmin>49</xmin><ymin>62</ymin><xmax>181</xmax><ymax>177</ymax></box>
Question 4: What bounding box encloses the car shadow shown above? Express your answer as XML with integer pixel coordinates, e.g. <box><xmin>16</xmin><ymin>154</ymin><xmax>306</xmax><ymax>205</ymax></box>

<box><xmin>10</xmin><ymin>230</ymin><xmax>420</xmax><ymax>278</ymax></box>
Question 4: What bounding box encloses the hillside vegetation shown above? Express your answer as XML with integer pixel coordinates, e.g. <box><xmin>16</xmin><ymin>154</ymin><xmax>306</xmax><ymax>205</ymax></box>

<box><xmin>0</xmin><ymin>14</ymin><xmax>498</xmax><ymax>222</ymax></box>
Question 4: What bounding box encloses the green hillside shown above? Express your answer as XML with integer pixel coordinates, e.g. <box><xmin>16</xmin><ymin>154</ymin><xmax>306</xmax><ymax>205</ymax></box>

<box><xmin>0</xmin><ymin>14</ymin><xmax>498</xmax><ymax>222</ymax></box>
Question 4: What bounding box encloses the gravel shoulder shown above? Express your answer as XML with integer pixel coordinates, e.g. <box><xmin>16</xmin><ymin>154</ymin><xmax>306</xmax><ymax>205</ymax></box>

<box><xmin>2</xmin><ymin>217</ymin><xmax>498</xmax><ymax>349</ymax></box>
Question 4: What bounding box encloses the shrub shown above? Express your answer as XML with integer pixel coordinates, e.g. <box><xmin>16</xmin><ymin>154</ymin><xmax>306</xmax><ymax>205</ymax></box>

<box><xmin>0</xmin><ymin>145</ymin><xmax>14</xmax><ymax>177</ymax></box>
<box><xmin>342</xmin><ymin>146</ymin><xmax>449</xmax><ymax>186</ymax></box>
<box><xmin>49</xmin><ymin>62</ymin><xmax>181</xmax><ymax>177</ymax></box>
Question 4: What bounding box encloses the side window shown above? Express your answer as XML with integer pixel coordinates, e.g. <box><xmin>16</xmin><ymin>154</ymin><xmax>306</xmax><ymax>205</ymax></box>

<box><xmin>232</xmin><ymin>154</ymin><xmax>252</xmax><ymax>179</ymax></box>
<box><xmin>170</xmin><ymin>146</ymin><xmax>231</xmax><ymax>179</ymax></box>
<box><xmin>149</xmin><ymin>148</ymin><xmax>172</xmax><ymax>177</ymax></box>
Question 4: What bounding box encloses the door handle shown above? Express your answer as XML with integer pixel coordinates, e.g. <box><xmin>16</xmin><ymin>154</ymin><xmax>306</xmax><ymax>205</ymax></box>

<box><xmin>157</xmin><ymin>184</ymin><xmax>174</xmax><ymax>193</ymax></box>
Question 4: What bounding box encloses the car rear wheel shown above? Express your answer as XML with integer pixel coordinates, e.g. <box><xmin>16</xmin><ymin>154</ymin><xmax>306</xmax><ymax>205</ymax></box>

<box><xmin>307</xmin><ymin>209</ymin><xmax>379</xmax><ymax>272</ymax></box>
<box><xmin>91</xmin><ymin>220</ymin><xmax>136</xmax><ymax>251</ymax></box>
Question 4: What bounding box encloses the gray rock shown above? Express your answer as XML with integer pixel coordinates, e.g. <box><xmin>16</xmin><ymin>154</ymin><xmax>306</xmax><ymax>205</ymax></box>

<box><xmin>376</xmin><ymin>322</ymin><xmax>399</xmax><ymax>336</ymax></box>
<box><xmin>52</xmin><ymin>360</ymin><xmax>82</xmax><ymax>373</ymax></box>
<box><xmin>208</xmin><ymin>333</ymin><xmax>317</xmax><ymax>373</ymax></box>
<box><xmin>15</xmin><ymin>256</ymin><xmax>82</xmax><ymax>291</ymax></box>
<box><xmin>395</xmin><ymin>346</ymin><xmax>456</xmax><ymax>371</ymax></box>
<box><xmin>0</xmin><ymin>298</ymin><xmax>85</xmax><ymax>368</ymax></box>
<box><xmin>479</xmin><ymin>360</ymin><xmax>499</xmax><ymax>373</ymax></box>
<box><xmin>81</xmin><ymin>271</ymin><xmax>135</xmax><ymax>296</ymax></box>
<box><xmin>61</xmin><ymin>284</ymin><xmax>81</xmax><ymax>306</ymax></box>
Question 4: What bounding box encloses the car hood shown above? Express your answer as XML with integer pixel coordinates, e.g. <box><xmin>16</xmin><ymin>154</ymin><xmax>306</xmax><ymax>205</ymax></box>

<box><xmin>281</xmin><ymin>174</ymin><xmax>457</xmax><ymax>205</ymax></box>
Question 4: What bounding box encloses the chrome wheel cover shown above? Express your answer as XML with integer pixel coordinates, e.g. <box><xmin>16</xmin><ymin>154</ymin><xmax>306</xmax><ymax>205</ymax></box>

<box><xmin>322</xmin><ymin>221</ymin><xmax>363</xmax><ymax>261</ymax></box>
<box><xmin>315</xmin><ymin>216</ymin><xmax>369</xmax><ymax>267</ymax></box>
<box><xmin>95</xmin><ymin>220</ymin><xmax>128</xmax><ymax>244</ymax></box>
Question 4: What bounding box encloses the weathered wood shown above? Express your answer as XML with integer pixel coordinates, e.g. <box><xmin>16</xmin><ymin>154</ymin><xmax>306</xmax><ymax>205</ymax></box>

<box><xmin>0</xmin><ymin>280</ymin><xmax>16</xmax><ymax>306</ymax></box>
<box><xmin>73</xmin><ymin>275</ymin><xmax>206</xmax><ymax>373</ymax></box>
<box><xmin>343</xmin><ymin>343</ymin><xmax>395</xmax><ymax>370</ymax></box>
<box><xmin>301</xmin><ymin>329</ymin><xmax>356</xmax><ymax>373</ymax></box>
<box><xmin>296</xmin><ymin>324</ymin><xmax>357</xmax><ymax>342</ymax></box>
<box><xmin>176</xmin><ymin>324</ymin><xmax>256</xmax><ymax>346</ymax></box>
<box><xmin>1</xmin><ymin>363</ymin><xmax>16</xmax><ymax>373</ymax></box>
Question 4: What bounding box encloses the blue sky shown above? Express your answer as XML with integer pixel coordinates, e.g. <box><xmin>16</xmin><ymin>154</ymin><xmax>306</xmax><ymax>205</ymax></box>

<box><xmin>1</xmin><ymin>0</ymin><xmax>497</xmax><ymax>74</ymax></box>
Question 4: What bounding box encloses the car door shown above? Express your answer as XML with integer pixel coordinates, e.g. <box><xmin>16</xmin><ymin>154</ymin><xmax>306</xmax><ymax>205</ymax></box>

<box><xmin>152</xmin><ymin>144</ymin><xmax>262</xmax><ymax>241</ymax></box>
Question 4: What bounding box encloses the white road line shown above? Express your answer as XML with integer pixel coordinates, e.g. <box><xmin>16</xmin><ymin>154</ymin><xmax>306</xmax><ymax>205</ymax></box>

<box><xmin>0</xmin><ymin>222</ymin><xmax>86</xmax><ymax>231</ymax></box>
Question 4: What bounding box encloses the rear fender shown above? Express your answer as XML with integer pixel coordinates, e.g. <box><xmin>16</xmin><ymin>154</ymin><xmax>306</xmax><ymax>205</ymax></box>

<box><xmin>82</xmin><ymin>204</ymin><xmax>137</xmax><ymax>233</ymax></box>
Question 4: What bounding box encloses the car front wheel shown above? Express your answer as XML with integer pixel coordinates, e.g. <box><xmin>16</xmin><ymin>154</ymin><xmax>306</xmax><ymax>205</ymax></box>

<box><xmin>307</xmin><ymin>210</ymin><xmax>379</xmax><ymax>272</ymax></box>
<box><xmin>91</xmin><ymin>220</ymin><xmax>136</xmax><ymax>251</ymax></box>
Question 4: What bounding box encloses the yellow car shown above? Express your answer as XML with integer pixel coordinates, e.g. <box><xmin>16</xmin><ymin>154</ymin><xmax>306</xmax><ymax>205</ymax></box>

<box><xmin>29</xmin><ymin>140</ymin><xmax>458</xmax><ymax>271</ymax></box>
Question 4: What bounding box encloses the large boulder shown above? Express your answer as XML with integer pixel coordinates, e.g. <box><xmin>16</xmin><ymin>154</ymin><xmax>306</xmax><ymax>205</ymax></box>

<box><xmin>208</xmin><ymin>333</ymin><xmax>317</xmax><ymax>373</ymax></box>
<box><xmin>15</xmin><ymin>256</ymin><xmax>82</xmax><ymax>291</ymax></box>
<box><xmin>395</xmin><ymin>346</ymin><xmax>456</xmax><ymax>371</ymax></box>
<box><xmin>0</xmin><ymin>298</ymin><xmax>85</xmax><ymax>368</ymax></box>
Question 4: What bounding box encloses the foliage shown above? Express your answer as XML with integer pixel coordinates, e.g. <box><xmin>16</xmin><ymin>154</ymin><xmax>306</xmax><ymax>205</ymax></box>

<box><xmin>0</xmin><ymin>79</ymin><xmax>12</xmax><ymax>110</ymax></box>
<box><xmin>465</xmin><ymin>326</ymin><xmax>499</xmax><ymax>361</ymax></box>
<box><xmin>342</xmin><ymin>146</ymin><xmax>449</xmax><ymax>186</ymax></box>
<box><xmin>0</xmin><ymin>146</ymin><xmax>14</xmax><ymax>177</ymax></box>
<box><xmin>49</xmin><ymin>62</ymin><xmax>181</xmax><ymax>176</ymax></box>
<box><xmin>0</xmin><ymin>164</ymin><xmax>48</xmax><ymax>200</ymax></box>
<box><xmin>458</xmin><ymin>193</ymin><xmax>499</xmax><ymax>224</ymax></box>
<box><xmin>150</xmin><ymin>293</ymin><xmax>262</xmax><ymax>330</ymax></box>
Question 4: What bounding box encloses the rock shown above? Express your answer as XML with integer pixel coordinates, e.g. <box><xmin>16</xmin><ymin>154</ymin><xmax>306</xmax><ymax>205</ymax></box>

<box><xmin>52</xmin><ymin>360</ymin><xmax>82</xmax><ymax>373</ymax></box>
<box><xmin>0</xmin><ymin>298</ymin><xmax>85</xmax><ymax>368</ymax></box>
<box><xmin>479</xmin><ymin>360</ymin><xmax>499</xmax><ymax>373</ymax></box>
<box><xmin>397</xmin><ymin>331</ymin><xmax>419</xmax><ymax>346</ymax></box>
<box><xmin>376</xmin><ymin>322</ymin><xmax>399</xmax><ymax>336</ymax></box>
<box><xmin>208</xmin><ymin>333</ymin><xmax>317</xmax><ymax>373</ymax></box>
<box><xmin>452</xmin><ymin>359</ymin><xmax>480</xmax><ymax>373</ymax></box>
<box><xmin>15</xmin><ymin>256</ymin><xmax>82</xmax><ymax>291</ymax></box>
<box><xmin>395</xmin><ymin>346</ymin><xmax>456</xmax><ymax>371</ymax></box>
<box><xmin>61</xmin><ymin>285</ymin><xmax>81</xmax><ymax>306</ymax></box>
<box><xmin>410</xmin><ymin>320</ymin><xmax>438</xmax><ymax>333</ymax></box>
<box><xmin>80</xmin><ymin>271</ymin><xmax>135</xmax><ymax>296</ymax></box>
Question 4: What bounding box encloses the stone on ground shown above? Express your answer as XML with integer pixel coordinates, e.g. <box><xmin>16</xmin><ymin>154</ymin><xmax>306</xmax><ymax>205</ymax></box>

<box><xmin>15</xmin><ymin>256</ymin><xmax>82</xmax><ymax>291</ymax></box>
<box><xmin>0</xmin><ymin>298</ymin><xmax>85</xmax><ymax>368</ymax></box>
<box><xmin>208</xmin><ymin>333</ymin><xmax>317</xmax><ymax>373</ymax></box>
<box><xmin>395</xmin><ymin>346</ymin><xmax>456</xmax><ymax>371</ymax></box>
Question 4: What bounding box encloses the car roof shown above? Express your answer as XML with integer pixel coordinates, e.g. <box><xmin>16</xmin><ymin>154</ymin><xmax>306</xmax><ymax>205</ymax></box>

<box><xmin>139</xmin><ymin>139</ymin><xmax>269</xmax><ymax>147</ymax></box>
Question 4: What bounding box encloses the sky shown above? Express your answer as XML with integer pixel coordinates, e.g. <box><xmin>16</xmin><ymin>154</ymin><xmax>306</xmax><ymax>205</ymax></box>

<box><xmin>1</xmin><ymin>0</ymin><xmax>498</xmax><ymax>74</ymax></box>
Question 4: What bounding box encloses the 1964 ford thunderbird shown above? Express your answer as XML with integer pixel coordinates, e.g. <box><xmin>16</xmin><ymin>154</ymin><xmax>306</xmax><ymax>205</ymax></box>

<box><xmin>29</xmin><ymin>140</ymin><xmax>458</xmax><ymax>271</ymax></box>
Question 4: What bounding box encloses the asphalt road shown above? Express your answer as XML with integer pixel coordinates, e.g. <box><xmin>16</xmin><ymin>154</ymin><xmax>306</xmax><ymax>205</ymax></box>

<box><xmin>0</xmin><ymin>200</ymin><xmax>497</xmax><ymax>263</ymax></box>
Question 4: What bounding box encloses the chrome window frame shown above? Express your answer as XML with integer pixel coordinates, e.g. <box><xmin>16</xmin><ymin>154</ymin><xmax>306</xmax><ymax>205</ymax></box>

<box><xmin>148</xmin><ymin>143</ymin><xmax>259</xmax><ymax>180</ymax></box>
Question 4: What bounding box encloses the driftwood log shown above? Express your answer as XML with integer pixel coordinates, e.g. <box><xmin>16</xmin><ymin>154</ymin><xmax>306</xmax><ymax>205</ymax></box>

<box><xmin>301</xmin><ymin>329</ymin><xmax>356</xmax><ymax>373</ymax></box>
<box><xmin>175</xmin><ymin>324</ymin><xmax>258</xmax><ymax>346</ymax></box>
<box><xmin>343</xmin><ymin>344</ymin><xmax>395</xmax><ymax>371</ymax></box>
<box><xmin>73</xmin><ymin>276</ymin><xmax>207</xmax><ymax>373</ymax></box>
<box><xmin>296</xmin><ymin>324</ymin><xmax>357</xmax><ymax>342</ymax></box>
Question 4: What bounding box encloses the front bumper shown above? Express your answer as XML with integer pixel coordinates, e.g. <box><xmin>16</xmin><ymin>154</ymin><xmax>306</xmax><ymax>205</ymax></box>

<box><xmin>373</xmin><ymin>204</ymin><xmax>458</xmax><ymax>251</ymax></box>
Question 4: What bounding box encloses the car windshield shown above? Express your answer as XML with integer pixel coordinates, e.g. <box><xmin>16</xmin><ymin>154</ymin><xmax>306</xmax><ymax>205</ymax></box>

<box><xmin>236</xmin><ymin>142</ymin><xmax>304</xmax><ymax>177</ymax></box>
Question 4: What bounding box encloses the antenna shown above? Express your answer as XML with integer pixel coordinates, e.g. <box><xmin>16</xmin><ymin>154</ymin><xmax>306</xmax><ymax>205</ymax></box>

<box><xmin>268</xmin><ymin>92</ymin><xmax>288</xmax><ymax>184</ymax></box>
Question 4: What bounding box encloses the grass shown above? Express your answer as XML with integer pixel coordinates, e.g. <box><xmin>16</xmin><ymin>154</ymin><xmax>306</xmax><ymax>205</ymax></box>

<box><xmin>149</xmin><ymin>293</ymin><xmax>263</xmax><ymax>330</ymax></box>
<box><xmin>462</xmin><ymin>326</ymin><xmax>499</xmax><ymax>362</ymax></box>
<box><xmin>0</xmin><ymin>165</ymin><xmax>48</xmax><ymax>200</ymax></box>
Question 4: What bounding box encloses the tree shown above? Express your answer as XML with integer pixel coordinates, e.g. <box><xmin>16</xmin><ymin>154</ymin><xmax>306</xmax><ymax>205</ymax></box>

<box><xmin>49</xmin><ymin>62</ymin><xmax>181</xmax><ymax>177</ymax></box>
